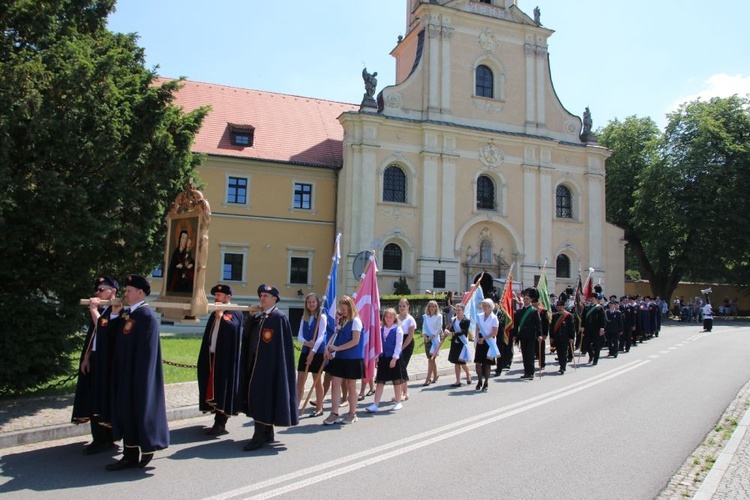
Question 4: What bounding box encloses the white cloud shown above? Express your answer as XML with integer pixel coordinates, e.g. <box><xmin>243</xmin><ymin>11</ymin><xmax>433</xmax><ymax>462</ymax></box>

<box><xmin>668</xmin><ymin>73</ymin><xmax>750</xmax><ymax>112</ymax></box>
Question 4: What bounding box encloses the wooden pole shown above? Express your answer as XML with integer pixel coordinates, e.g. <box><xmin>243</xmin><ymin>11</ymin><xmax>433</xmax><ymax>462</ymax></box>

<box><xmin>79</xmin><ymin>298</ymin><xmax>258</xmax><ymax>313</ymax></box>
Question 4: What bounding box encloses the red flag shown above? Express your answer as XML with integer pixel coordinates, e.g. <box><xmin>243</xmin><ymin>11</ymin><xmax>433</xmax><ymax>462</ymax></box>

<box><xmin>582</xmin><ymin>273</ymin><xmax>592</xmax><ymax>301</ymax></box>
<box><xmin>354</xmin><ymin>255</ymin><xmax>382</xmax><ymax>382</ymax></box>
<box><xmin>500</xmin><ymin>272</ymin><xmax>514</xmax><ymax>344</ymax></box>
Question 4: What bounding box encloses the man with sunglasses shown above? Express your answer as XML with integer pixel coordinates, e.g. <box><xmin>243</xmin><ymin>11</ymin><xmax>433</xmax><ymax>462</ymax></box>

<box><xmin>72</xmin><ymin>276</ymin><xmax>118</xmax><ymax>455</ymax></box>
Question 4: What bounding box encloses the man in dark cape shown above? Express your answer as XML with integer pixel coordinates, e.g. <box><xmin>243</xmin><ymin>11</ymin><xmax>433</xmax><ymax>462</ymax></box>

<box><xmin>71</xmin><ymin>276</ymin><xmax>118</xmax><ymax>454</ymax></box>
<box><xmin>240</xmin><ymin>284</ymin><xmax>298</xmax><ymax>451</ymax></box>
<box><xmin>551</xmin><ymin>299</ymin><xmax>575</xmax><ymax>374</ymax></box>
<box><xmin>105</xmin><ymin>275</ymin><xmax>169</xmax><ymax>471</ymax></box>
<box><xmin>198</xmin><ymin>284</ymin><xmax>244</xmax><ymax>435</ymax></box>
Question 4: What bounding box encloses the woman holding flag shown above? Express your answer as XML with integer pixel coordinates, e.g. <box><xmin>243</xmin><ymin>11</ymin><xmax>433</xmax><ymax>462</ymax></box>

<box><xmin>323</xmin><ymin>295</ymin><xmax>364</xmax><ymax>425</ymax></box>
<box><xmin>444</xmin><ymin>304</ymin><xmax>472</xmax><ymax>386</ymax></box>
<box><xmin>474</xmin><ymin>298</ymin><xmax>499</xmax><ymax>392</ymax></box>
<box><xmin>422</xmin><ymin>300</ymin><xmax>443</xmax><ymax>386</ymax></box>
<box><xmin>296</xmin><ymin>293</ymin><xmax>327</xmax><ymax>418</ymax></box>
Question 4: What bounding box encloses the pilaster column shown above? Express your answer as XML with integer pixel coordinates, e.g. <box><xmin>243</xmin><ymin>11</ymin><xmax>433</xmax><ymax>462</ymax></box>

<box><xmin>522</xmin><ymin>164</ymin><xmax>537</xmax><ymax>264</ymax></box>
<box><xmin>421</xmin><ymin>154</ymin><xmax>439</xmax><ymax>258</ymax></box>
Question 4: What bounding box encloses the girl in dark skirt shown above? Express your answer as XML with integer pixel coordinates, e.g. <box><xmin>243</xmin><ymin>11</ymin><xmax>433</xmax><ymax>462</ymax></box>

<box><xmin>366</xmin><ymin>308</ymin><xmax>404</xmax><ymax>413</ymax></box>
<box><xmin>444</xmin><ymin>304</ymin><xmax>472</xmax><ymax>387</ymax></box>
<box><xmin>474</xmin><ymin>298</ymin><xmax>499</xmax><ymax>392</ymax></box>
<box><xmin>396</xmin><ymin>298</ymin><xmax>416</xmax><ymax>402</ymax></box>
<box><xmin>323</xmin><ymin>296</ymin><xmax>364</xmax><ymax>425</ymax></box>
<box><xmin>296</xmin><ymin>293</ymin><xmax>327</xmax><ymax>417</ymax></box>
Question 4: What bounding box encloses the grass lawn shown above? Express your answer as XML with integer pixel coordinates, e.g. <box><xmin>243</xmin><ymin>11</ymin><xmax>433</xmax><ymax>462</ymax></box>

<box><xmin>5</xmin><ymin>329</ymin><xmax>453</xmax><ymax>400</ymax></box>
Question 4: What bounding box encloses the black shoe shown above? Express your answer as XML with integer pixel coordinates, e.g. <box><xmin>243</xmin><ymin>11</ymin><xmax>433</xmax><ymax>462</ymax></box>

<box><xmin>476</xmin><ymin>381</ymin><xmax>482</xmax><ymax>391</ymax></box>
<box><xmin>105</xmin><ymin>458</ymin><xmax>138</xmax><ymax>471</ymax></box>
<box><xmin>138</xmin><ymin>453</ymin><xmax>153</xmax><ymax>468</ymax></box>
<box><xmin>558</xmin><ymin>370</ymin><xmax>565</xmax><ymax>375</ymax></box>
<box><xmin>83</xmin><ymin>441</ymin><xmax>114</xmax><ymax>455</ymax></box>
<box><xmin>592</xmin><ymin>361</ymin><xmax>598</xmax><ymax>366</ymax></box>
<box><xmin>482</xmin><ymin>383</ymin><xmax>488</xmax><ymax>392</ymax></box>
<box><xmin>205</xmin><ymin>425</ymin><xmax>227</xmax><ymax>436</ymax></box>
<box><xmin>243</xmin><ymin>439</ymin><xmax>266</xmax><ymax>452</ymax></box>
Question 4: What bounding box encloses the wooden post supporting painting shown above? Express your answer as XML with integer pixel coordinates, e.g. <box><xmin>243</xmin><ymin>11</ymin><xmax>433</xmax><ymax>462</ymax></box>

<box><xmin>157</xmin><ymin>185</ymin><xmax>212</xmax><ymax>320</ymax></box>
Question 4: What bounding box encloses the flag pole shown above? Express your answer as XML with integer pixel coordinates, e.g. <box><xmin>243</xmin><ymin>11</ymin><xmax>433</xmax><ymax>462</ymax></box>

<box><xmin>433</xmin><ymin>272</ymin><xmax>485</xmax><ymax>360</ymax></box>
<box><xmin>299</xmin><ymin>234</ymin><xmax>341</xmax><ymax>415</ymax></box>
<box><xmin>576</xmin><ymin>266</ymin><xmax>595</xmax><ymax>366</ymax></box>
<box><xmin>537</xmin><ymin>258</ymin><xmax>549</xmax><ymax>379</ymax></box>
<box><xmin>499</xmin><ymin>262</ymin><xmax>515</xmax><ymax>346</ymax></box>
<box><xmin>309</xmin><ymin>250</ymin><xmax>375</xmax><ymax>406</ymax></box>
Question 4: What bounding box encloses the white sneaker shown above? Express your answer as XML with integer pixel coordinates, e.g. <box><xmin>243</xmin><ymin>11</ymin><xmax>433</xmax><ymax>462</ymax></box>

<box><xmin>365</xmin><ymin>403</ymin><xmax>379</xmax><ymax>413</ymax></box>
<box><xmin>391</xmin><ymin>402</ymin><xmax>403</xmax><ymax>411</ymax></box>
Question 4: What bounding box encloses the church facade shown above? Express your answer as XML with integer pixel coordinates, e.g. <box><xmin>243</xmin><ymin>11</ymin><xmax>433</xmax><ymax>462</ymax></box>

<box><xmin>338</xmin><ymin>0</ymin><xmax>624</xmax><ymax>296</ymax></box>
<box><xmin>153</xmin><ymin>0</ymin><xmax>624</xmax><ymax>309</ymax></box>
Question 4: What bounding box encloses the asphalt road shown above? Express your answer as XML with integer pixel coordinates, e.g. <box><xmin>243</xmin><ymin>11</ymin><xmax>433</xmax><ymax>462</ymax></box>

<box><xmin>2</xmin><ymin>323</ymin><xmax>749</xmax><ymax>499</ymax></box>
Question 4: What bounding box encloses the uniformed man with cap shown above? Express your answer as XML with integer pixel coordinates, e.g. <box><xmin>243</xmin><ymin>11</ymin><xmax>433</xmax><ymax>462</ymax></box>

<box><xmin>551</xmin><ymin>299</ymin><xmax>575</xmax><ymax>374</ymax></box>
<box><xmin>240</xmin><ymin>284</ymin><xmax>298</xmax><ymax>451</ymax></box>
<box><xmin>197</xmin><ymin>284</ymin><xmax>244</xmax><ymax>435</ymax></box>
<box><xmin>72</xmin><ymin>276</ymin><xmax>118</xmax><ymax>454</ymax></box>
<box><xmin>581</xmin><ymin>290</ymin><xmax>606</xmax><ymax>365</ymax></box>
<box><xmin>105</xmin><ymin>274</ymin><xmax>169</xmax><ymax>471</ymax></box>
<box><xmin>512</xmin><ymin>288</ymin><xmax>543</xmax><ymax>380</ymax></box>
<box><xmin>604</xmin><ymin>299</ymin><xmax>623</xmax><ymax>358</ymax></box>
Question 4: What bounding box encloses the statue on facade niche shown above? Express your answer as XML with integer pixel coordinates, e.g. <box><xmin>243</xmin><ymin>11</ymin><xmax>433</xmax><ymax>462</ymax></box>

<box><xmin>533</xmin><ymin>6</ymin><xmax>541</xmax><ymax>25</ymax></box>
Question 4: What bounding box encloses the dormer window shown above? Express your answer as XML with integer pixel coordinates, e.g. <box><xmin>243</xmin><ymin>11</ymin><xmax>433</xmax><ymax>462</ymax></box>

<box><xmin>229</xmin><ymin>123</ymin><xmax>255</xmax><ymax>147</ymax></box>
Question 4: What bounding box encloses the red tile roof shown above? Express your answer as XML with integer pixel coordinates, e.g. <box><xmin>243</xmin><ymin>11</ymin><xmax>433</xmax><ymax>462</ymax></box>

<box><xmin>159</xmin><ymin>78</ymin><xmax>358</xmax><ymax>168</ymax></box>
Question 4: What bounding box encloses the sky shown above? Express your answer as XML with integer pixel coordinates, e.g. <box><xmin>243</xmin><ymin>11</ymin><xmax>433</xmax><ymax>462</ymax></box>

<box><xmin>107</xmin><ymin>0</ymin><xmax>750</xmax><ymax>131</ymax></box>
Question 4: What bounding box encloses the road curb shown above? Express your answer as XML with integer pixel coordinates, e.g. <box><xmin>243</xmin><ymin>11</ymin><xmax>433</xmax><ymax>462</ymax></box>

<box><xmin>0</xmin><ymin>368</ymin><xmax>451</xmax><ymax>449</ymax></box>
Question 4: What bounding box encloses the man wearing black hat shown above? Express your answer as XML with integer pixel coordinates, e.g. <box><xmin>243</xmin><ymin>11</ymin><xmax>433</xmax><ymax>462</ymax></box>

<box><xmin>72</xmin><ymin>276</ymin><xmax>118</xmax><ymax>454</ymax></box>
<box><xmin>105</xmin><ymin>275</ymin><xmax>169</xmax><ymax>471</ymax></box>
<box><xmin>551</xmin><ymin>299</ymin><xmax>575</xmax><ymax>374</ymax></box>
<box><xmin>513</xmin><ymin>288</ymin><xmax>543</xmax><ymax>380</ymax></box>
<box><xmin>198</xmin><ymin>284</ymin><xmax>244</xmax><ymax>435</ymax></box>
<box><xmin>620</xmin><ymin>296</ymin><xmax>635</xmax><ymax>352</ymax></box>
<box><xmin>604</xmin><ymin>299</ymin><xmax>623</xmax><ymax>358</ymax></box>
<box><xmin>240</xmin><ymin>284</ymin><xmax>298</xmax><ymax>451</ymax></box>
<box><xmin>581</xmin><ymin>291</ymin><xmax>606</xmax><ymax>365</ymax></box>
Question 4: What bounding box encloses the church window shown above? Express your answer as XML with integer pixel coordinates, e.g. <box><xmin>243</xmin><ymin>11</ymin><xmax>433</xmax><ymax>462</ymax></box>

<box><xmin>475</xmin><ymin>65</ymin><xmax>493</xmax><ymax>98</ymax></box>
<box><xmin>556</xmin><ymin>254</ymin><xmax>571</xmax><ymax>278</ymax></box>
<box><xmin>477</xmin><ymin>175</ymin><xmax>496</xmax><ymax>210</ymax></box>
<box><xmin>556</xmin><ymin>185</ymin><xmax>573</xmax><ymax>219</ymax></box>
<box><xmin>383</xmin><ymin>165</ymin><xmax>407</xmax><ymax>203</ymax></box>
<box><xmin>383</xmin><ymin>243</ymin><xmax>403</xmax><ymax>271</ymax></box>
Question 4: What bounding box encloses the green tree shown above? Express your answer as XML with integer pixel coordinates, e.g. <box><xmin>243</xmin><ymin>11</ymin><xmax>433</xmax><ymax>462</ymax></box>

<box><xmin>601</xmin><ymin>97</ymin><xmax>750</xmax><ymax>301</ymax></box>
<box><xmin>0</xmin><ymin>1</ymin><xmax>208</xmax><ymax>394</ymax></box>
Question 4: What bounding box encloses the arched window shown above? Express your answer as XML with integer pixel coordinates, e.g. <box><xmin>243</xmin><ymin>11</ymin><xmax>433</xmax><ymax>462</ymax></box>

<box><xmin>475</xmin><ymin>65</ymin><xmax>493</xmax><ymax>98</ymax></box>
<box><xmin>556</xmin><ymin>254</ymin><xmax>571</xmax><ymax>278</ymax></box>
<box><xmin>479</xmin><ymin>239</ymin><xmax>492</xmax><ymax>264</ymax></box>
<box><xmin>476</xmin><ymin>175</ymin><xmax>496</xmax><ymax>210</ymax></box>
<box><xmin>383</xmin><ymin>165</ymin><xmax>406</xmax><ymax>203</ymax></box>
<box><xmin>556</xmin><ymin>185</ymin><xmax>573</xmax><ymax>219</ymax></box>
<box><xmin>383</xmin><ymin>243</ymin><xmax>403</xmax><ymax>271</ymax></box>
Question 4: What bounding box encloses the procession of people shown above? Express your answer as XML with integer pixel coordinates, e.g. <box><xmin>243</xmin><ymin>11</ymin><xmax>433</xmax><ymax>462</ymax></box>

<box><xmin>72</xmin><ymin>270</ymin><xmax>676</xmax><ymax>471</ymax></box>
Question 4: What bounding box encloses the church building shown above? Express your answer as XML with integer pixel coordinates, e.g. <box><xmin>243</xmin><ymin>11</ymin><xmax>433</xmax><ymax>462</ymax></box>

<box><xmin>154</xmin><ymin>0</ymin><xmax>625</xmax><ymax>310</ymax></box>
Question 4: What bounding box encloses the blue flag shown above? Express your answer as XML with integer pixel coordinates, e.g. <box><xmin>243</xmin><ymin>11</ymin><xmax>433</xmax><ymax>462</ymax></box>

<box><xmin>323</xmin><ymin>234</ymin><xmax>341</xmax><ymax>339</ymax></box>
